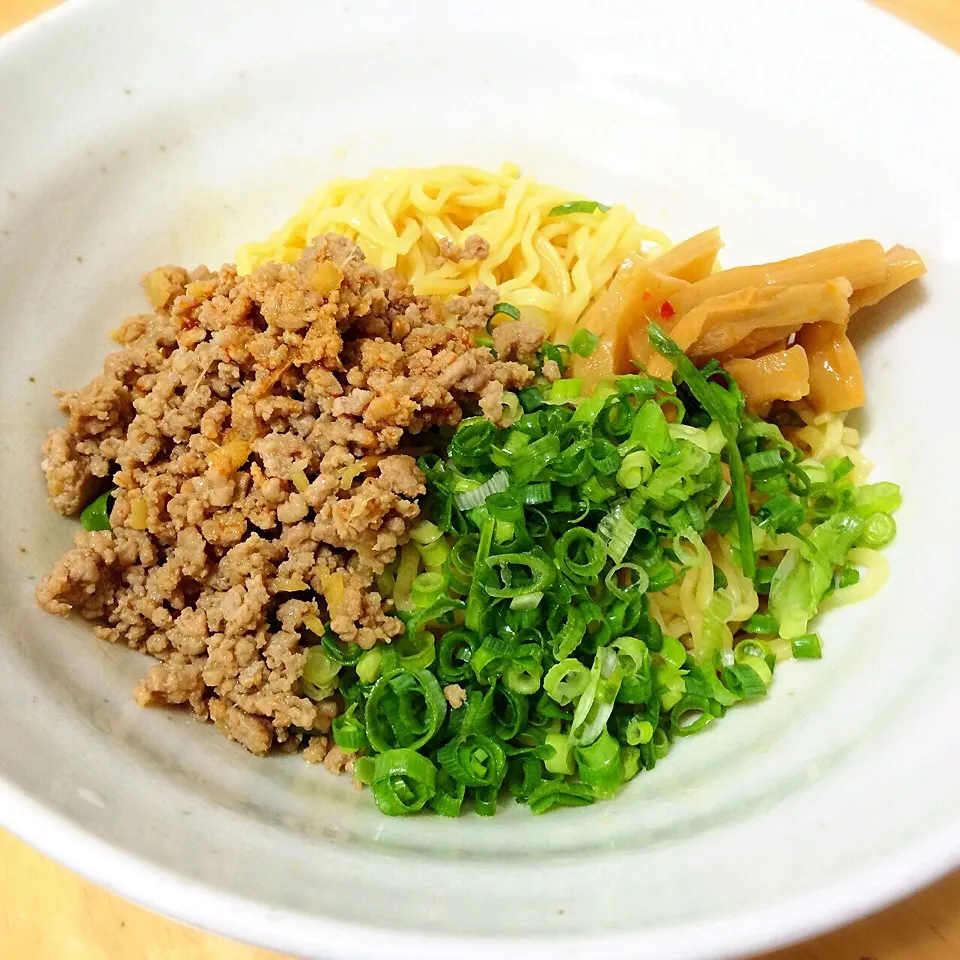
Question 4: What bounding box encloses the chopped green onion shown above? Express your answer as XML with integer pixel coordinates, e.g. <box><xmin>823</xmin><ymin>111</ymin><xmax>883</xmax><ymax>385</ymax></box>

<box><xmin>735</xmin><ymin>637</ymin><xmax>776</xmax><ymax>672</ymax></box>
<box><xmin>581</xmin><ymin>475</ymin><xmax>617</xmax><ymax>503</ymax></box>
<box><xmin>510</xmin><ymin>591</ymin><xmax>543</xmax><ymax>611</ymax></box>
<box><xmin>353</xmin><ymin>756</ymin><xmax>375</xmax><ymax>785</ymax></box>
<box><xmin>364</xmin><ymin>670</ymin><xmax>446</xmax><ymax>753</ymax></box>
<box><xmin>498</xmin><ymin>428</ymin><xmax>532</xmax><ymax>458</ymax></box>
<box><xmin>437</xmin><ymin>733</ymin><xmax>506</xmax><ymax>787</ymax></box>
<box><xmin>491</xmin><ymin>684</ymin><xmax>528</xmax><ymax>740</ymax></box>
<box><xmin>616</xmin><ymin>374</ymin><xmax>657</xmax><ymax>398</ymax></box>
<box><xmin>753</xmin><ymin>565</ymin><xmax>777</xmax><ymax>594</ymax></box>
<box><xmin>369</xmin><ymin>749</ymin><xmax>437</xmax><ymax>816</ymax></box>
<box><xmin>547</xmin><ymin>200</ymin><xmax>610</xmax><ymax>217</ymax></box>
<box><xmin>554</xmin><ymin>528</ymin><xmax>607</xmax><ymax>583</ymax></box>
<box><xmin>533</xmin><ymin>693</ymin><xmax>568</xmax><ymax>725</ymax></box>
<box><xmin>647</xmin><ymin>322</ymin><xmax>754</xmax><ymax>579</ymax></box>
<box><xmin>742</xmin><ymin>613</ymin><xmax>779</xmax><ymax>635</ymax></box>
<box><xmin>720</xmin><ymin>662</ymin><xmax>767</xmax><ymax>700</ymax></box>
<box><xmin>436</xmin><ymin>629</ymin><xmax>479</xmax><ymax>683</ymax></box>
<box><xmin>519</xmin><ymin>481</ymin><xmax>552</xmax><ymax>505</ymax></box>
<box><xmin>381</xmin><ymin>629</ymin><xmax>436</xmax><ymax>673</ymax></box>
<box><xmin>569</xmin><ymin>329</ymin><xmax>600</xmax><ymax>357</ymax></box>
<box><xmin>430</xmin><ymin>771</ymin><xmax>466</xmax><ymax>817</ymax></box>
<box><xmin>509</xmin><ymin>433</ymin><xmax>562</xmax><ymax>484</ymax></box>
<box><xmin>301</xmin><ymin>647</ymin><xmax>341</xmax><ymax>701</ymax></box>
<box><xmin>654</xmin><ymin>662</ymin><xmax>685</xmax><ymax>711</ymax></box>
<box><xmin>473</xmin><ymin>783</ymin><xmax>500</xmax><ymax>816</ymax></box>
<box><xmin>548</xmin><ymin>604</ymin><xmax>586</xmax><ymax>660</ymax></box>
<box><xmin>507</xmin><ymin>754</ymin><xmax>544</xmax><ymax>802</ymax></box>
<box><xmin>526</xmin><ymin>780</ymin><xmax>595</xmax><ymax>814</ymax></box>
<box><xmin>544</xmin><ymin>658</ymin><xmax>591</xmax><ymax>705</ymax></box>
<box><xmin>855</xmin><ymin>482</ymin><xmax>902</xmax><ymax>516</ymax></box>
<box><xmin>767</xmin><ymin>637</ymin><xmax>793</xmax><ymax>663</ymax></box>
<box><xmin>606</xmin><ymin>560</ymin><xmax>649</xmax><ymax>599</ymax></box>
<box><xmin>791</xmin><ymin>633</ymin><xmax>823</xmax><ymax>659</ymax></box>
<box><xmin>596</xmin><ymin>503</ymin><xmax>636</xmax><ymax>563</ymax></box>
<box><xmin>449</xmin><ymin>417</ymin><xmax>497</xmax><ymax>468</ymax></box>
<box><xmin>410</xmin><ymin>520</ymin><xmax>443</xmax><ymax>546</ymax></box>
<box><xmin>487</xmin><ymin>490</ymin><xmax>525</xmax><ymax>530</ymax></box>
<box><xmin>80</xmin><ymin>490</ymin><xmax>113</xmax><ymax>531</ymax></box>
<box><xmin>320</xmin><ymin>628</ymin><xmax>364</xmax><ymax>666</ymax></box>
<box><xmin>670</xmin><ymin>421</ymin><xmax>726</xmax><ymax>455</ymax></box>
<box><xmin>658</xmin><ymin>634</ymin><xmax>688</xmax><ymax>669</ymax></box>
<box><xmin>638</xmin><ymin>727</ymin><xmax>670</xmax><ymax>771</ymax></box>
<box><xmin>446</xmin><ymin>535</ymin><xmax>479</xmax><ymax>591</ymax></box>
<box><xmin>670</xmin><ymin>695</ymin><xmax>715</xmax><ymax>736</ymax></box>
<box><xmin>597</xmin><ymin>396</ymin><xmax>634</xmax><ymax>439</ymax></box>
<box><xmin>465</xmin><ymin>518</ymin><xmax>495</xmax><ymax>633</ymax></box>
<box><xmin>543</xmin><ymin>732</ymin><xmax>576</xmax><ymax>775</ymax></box>
<box><xmin>858</xmin><ymin>511</ymin><xmax>896</xmax><ymax>548</ymax></box>
<box><xmin>619</xmin><ymin>399</ymin><xmax>672</xmax><ymax>460</ymax></box>
<box><xmin>575</xmin><ymin>730</ymin><xmax>623</xmax><ymax>799</ymax></box>
<box><xmin>621</xmin><ymin>745</ymin><xmax>641</xmax><ymax>782</ymax></box>
<box><xmin>827</xmin><ymin>456</ymin><xmax>855</xmax><ymax>481</ymax></box>
<box><xmin>757</xmin><ymin>492</ymin><xmax>805</xmax><ymax>534</ymax></box>
<box><xmin>587</xmin><ymin>438</ymin><xmax>620</xmax><ymax>476</ymax></box>
<box><xmin>519</xmin><ymin>386</ymin><xmax>545</xmax><ymax>412</ymax></box>
<box><xmin>505</xmin><ymin>652</ymin><xmax>544</xmax><ymax>695</ymax></box>
<box><xmin>610</xmin><ymin>634</ymin><xmax>650</xmax><ymax>679</ymax></box>
<box><xmin>485</xmin><ymin>550</ymin><xmax>556</xmax><ymax>598</ymax></box>
<box><xmin>356</xmin><ymin>649</ymin><xmax>382</xmax><ymax>685</ymax></box>
<box><xmin>745</xmin><ymin>449</ymin><xmax>788</xmax><ymax>474</ymax></box>
<box><xmin>570</xmin><ymin>647</ymin><xmax>624</xmax><ymax>745</ymax></box>
<box><xmin>410</xmin><ymin>571</ymin><xmax>447</xmax><ymax>609</ymax></box>
<box><xmin>332</xmin><ymin>706</ymin><xmax>368</xmax><ymax>753</ymax></box>
<box><xmin>492</xmin><ymin>302</ymin><xmax>521</xmax><ymax>321</ymax></box>
<box><xmin>837</xmin><ymin>565</ymin><xmax>860</xmax><ymax>589</ymax></box>
<box><xmin>617</xmin><ymin>450</ymin><xmax>653</xmax><ymax>489</ymax></box>
<box><xmin>547</xmin><ymin>378</ymin><xmax>584</xmax><ymax>402</ymax></box>
<box><xmin>469</xmin><ymin>635</ymin><xmax>518</xmax><ymax>685</ymax></box>
<box><xmin>769</xmin><ymin>511</ymin><xmax>864</xmax><ymax>639</ymax></box>
<box><xmin>453</xmin><ymin>469</ymin><xmax>510</xmax><ymax>510</ymax></box>
<box><xmin>392</xmin><ymin>542</ymin><xmax>421</xmax><ymax>612</ymax></box>
<box><xmin>572</xmin><ymin>383</ymin><xmax>617</xmax><ymax>425</ymax></box>
<box><xmin>499</xmin><ymin>392</ymin><xmax>522</xmax><ymax>426</ymax></box>
<box><xmin>623</xmin><ymin>716</ymin><xmax>654</xmax><ymax>746</ymax></box>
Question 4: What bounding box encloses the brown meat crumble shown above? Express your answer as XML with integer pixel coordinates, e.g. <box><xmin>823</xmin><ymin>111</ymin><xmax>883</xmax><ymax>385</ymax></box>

<box><xmin>36</xmin><ymin>234</ymin><xmax>541</xmax><ymax>758</ymax></box>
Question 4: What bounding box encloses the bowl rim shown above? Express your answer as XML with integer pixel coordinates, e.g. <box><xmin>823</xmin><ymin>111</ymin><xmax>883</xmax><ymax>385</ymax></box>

<box><xmin>4</xmin><ymin>773</ymin><xmax>960</xmax><ymax>960</ymax></box>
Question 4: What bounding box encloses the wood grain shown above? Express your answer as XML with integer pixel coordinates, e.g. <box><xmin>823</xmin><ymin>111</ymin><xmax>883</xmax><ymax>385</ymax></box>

<box><xmin>874</xmin><ymin>0</ymin><xmax>960</xmax><ymax>49</ymax></box>
<box><xmin>2</xmin><ymin>0</ymin><xmax>959</xmax><ymax>958</ymax></box>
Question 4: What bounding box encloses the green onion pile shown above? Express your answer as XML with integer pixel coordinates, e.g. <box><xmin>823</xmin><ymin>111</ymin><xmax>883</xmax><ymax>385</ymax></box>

<box><xmin>310</xmin><ymin>323</ymin><xmax>901</xmax><ymax>817</ymax></box>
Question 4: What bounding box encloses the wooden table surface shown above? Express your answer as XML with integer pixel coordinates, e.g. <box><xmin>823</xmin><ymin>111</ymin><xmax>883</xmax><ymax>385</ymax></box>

<box><xmin>3</xmin><ymin>1</ymin><xmax>959</xmax><ymax>958</ymax></box>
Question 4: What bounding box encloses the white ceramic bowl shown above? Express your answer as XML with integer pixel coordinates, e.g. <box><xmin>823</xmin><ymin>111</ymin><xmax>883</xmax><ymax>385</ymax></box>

<box><xmin>2</xmin><ymin>2</ymin><xmax>959</xmax><ymax>958</ymax></box>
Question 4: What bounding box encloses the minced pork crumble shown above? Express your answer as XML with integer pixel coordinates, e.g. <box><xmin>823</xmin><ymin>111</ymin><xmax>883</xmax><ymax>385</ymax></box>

<box><xmin>36</xmin><ymin>233</ymin><xmax>546</xmax><ymax>766</ymax></box>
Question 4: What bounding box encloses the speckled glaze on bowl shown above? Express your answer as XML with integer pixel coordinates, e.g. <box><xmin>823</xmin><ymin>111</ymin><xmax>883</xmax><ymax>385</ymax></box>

<box><xmin>1</xmin><ymin>2</ymin><xmax>959</xmax><ymax>958</ymax></box>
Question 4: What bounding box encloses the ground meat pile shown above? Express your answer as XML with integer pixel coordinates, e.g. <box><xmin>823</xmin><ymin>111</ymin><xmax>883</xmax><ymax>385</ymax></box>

<box><xmin>36</xmin><ymin>234</ymin><xmax>542</xmax><ymax>758</ymax></box>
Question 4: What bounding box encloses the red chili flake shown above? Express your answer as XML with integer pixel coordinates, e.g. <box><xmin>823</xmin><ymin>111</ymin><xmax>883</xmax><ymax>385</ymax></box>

<box><xmin>659</xmin><ymin>300</ymin><xmax>675</xmax><ymax>319</ymax></box>
<box><xmin>641</xmin><ymin>291</ymin><xmax>653</xmax><ymax>301</ymax></box>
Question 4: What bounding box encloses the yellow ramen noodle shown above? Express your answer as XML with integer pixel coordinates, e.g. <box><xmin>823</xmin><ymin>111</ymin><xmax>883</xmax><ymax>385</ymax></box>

<box><xmin>235</xmin><ymin>163</ymin><xmax>671</xmax><ymax>336</ymax></box>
